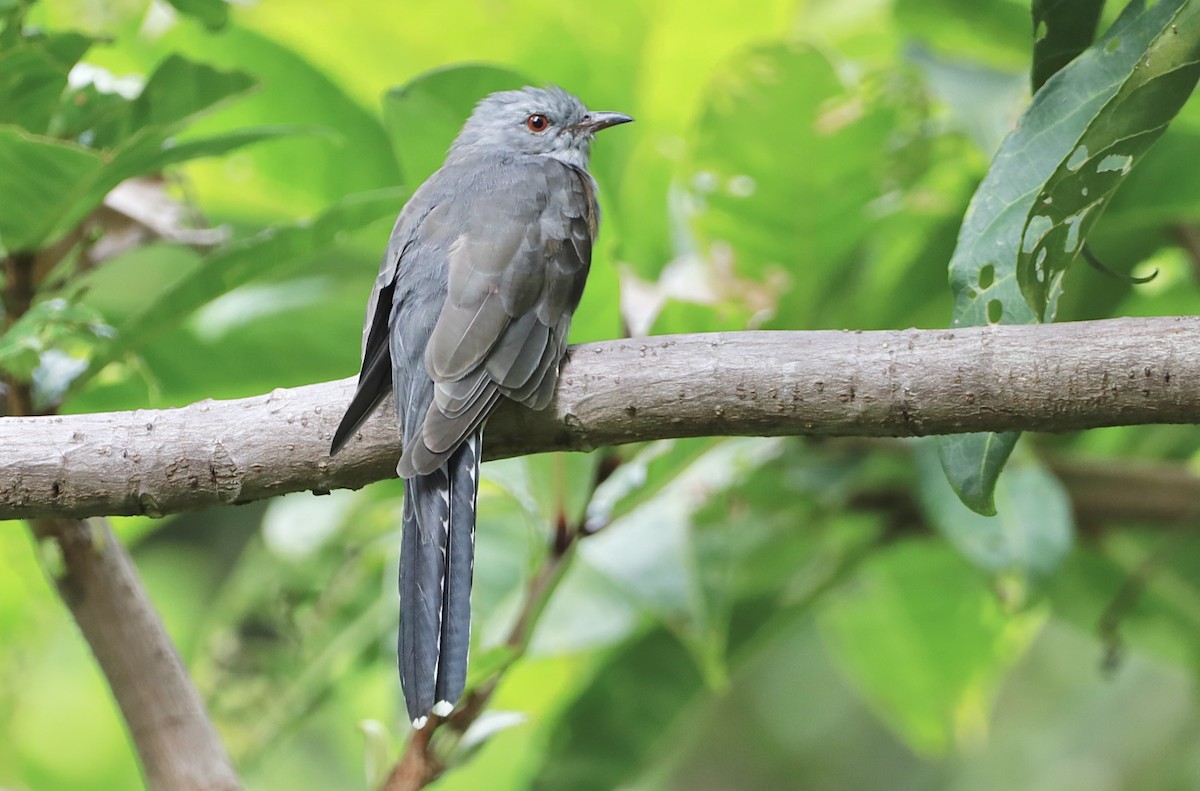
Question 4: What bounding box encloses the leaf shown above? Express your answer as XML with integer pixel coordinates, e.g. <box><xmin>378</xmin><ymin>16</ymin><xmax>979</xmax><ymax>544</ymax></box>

<box><xmin>162</xmin><ymin>0</ymin><xmax>229</xmax><ymax>31</ymax></box>
<box><xmin>1018</xmin><ymin>2</ymin><xmax>1200</xmax><ymax>320</ymax></box>
<box><xmin>358</xmin><ymin>720</ymin><xmax>393</xmax><ymax>791</ymax></box>
<box><xmin>117</xmin><ymin>125</ymin><xmax>313</xmax><ymax>175</ymax></box>
<box><xmin>534</xmin><ymin>504</ymin><xmax>878</xmax><ymax>791</ymax></box>
<box><xmin>382</xmin><ymin>63</ymin><xmax>530</xmax><ymax>185</ymax></box>
<box><xmin>0</xmin><ymin>55</ymin><xmax>274</xmax><ymax>252</ymax></box>
<box><xmin>83</xmin><ymin>186</ymin><xmax>410</xmax><ymax>382</ymax></box>
<box><xmin>937</xmin><ymin>431</ymin><xmax>1020</xmax><ymax>516</ymax></box>
<box><xmin>1031</xmin><ymin>0</ymin><xmax>1105</xmax><ymax>91</ymax></box>
<box><xmin>0</xmin><ymin>50</ymin><xmax>67</xmax><ymax>133</ymax></box>
<box><xmin>939</xmin><ymin>0</ymin><xmax>1200</xmax><ymax>513</ymax></box>
<box><xmin>0</xmin><ymin>297</ymin><xmax>111</xmax><ymax>381</ymax></box>
<box><xmin>131</xmin><ymin>53</ymin><xmax>256</xmax><ymax>130</ymax></box>
<box><xmin>818</xmin><ymin>541</ymin><xmax>1046</xmax><ymax>756</ymax></box>
<box><xmin>530</xmin><ymin>627</ymin><xmax>701</xmax><ymax>791</ymax></box>
<box><xmin>0</xmin><ymin>126</ymin><xmax>104</xmax><ymax>252</ymax></box>
<box><xmin>895</xmin><ymin>0</ymin><xmax>1031</xmax><ymax>71</ymax></box>
<box><xmin>684</xmin><ymin>42</ymin><xmax>894</xmax><ymax>329</ymax></box>
<box><xmin>0</xmin><ymin>32</ymin><xmax>92</xmax><ymax>133</ymax></box>
<box><xmin>132</xmin><ymin>25</ymin><xmax>403</xmax><ymax>218</ymax></box>
<box><xmin>916</xmin><ymin>439</ymin><xmax>1073</xmax><ymax>583</ymax></box>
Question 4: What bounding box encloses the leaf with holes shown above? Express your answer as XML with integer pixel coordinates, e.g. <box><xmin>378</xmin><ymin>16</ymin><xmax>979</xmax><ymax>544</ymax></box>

<box><xmin>1030</xmin><ymin>0</ymin><xmax>1105</xmax><ymax>92</ymax></box>
<box><xmin>1019</xmin><ymin>2</ymin><xmax>1200</xmax><ymax>320</ymax></box>
<box><xmin>939</xmin><ymin>0</ymin><xmax>1200</xmax><ymax>515</ymax></box>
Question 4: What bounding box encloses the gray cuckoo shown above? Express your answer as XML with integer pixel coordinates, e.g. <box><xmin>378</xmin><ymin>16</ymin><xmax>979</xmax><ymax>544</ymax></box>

<box><xmin>330</xmin><ymin>86</ymin><xmax>631</xmax><ymax>727</ymax></box>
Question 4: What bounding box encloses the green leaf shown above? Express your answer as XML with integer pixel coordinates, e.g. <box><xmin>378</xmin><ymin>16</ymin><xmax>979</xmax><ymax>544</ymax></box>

<box><xmin>1031</xmin><ymin>0</ymin><xmax>1105</xmax><ymax>91</ymax></box>
<box><xmin>88</xmin><ymin>186</ymin><xmax>410</xmax><ymax>376</ymax></box>
<box><xmin>818</xmin><ymin>541</ymin><xmax>1045</xmax><ymax>756</ymax></box>
<box><xmin>1018</xmin><ymin>2</ymin><xmax>1200</xmax><ymax>320</ymax></box>
<box><xmin>127</xmin><ymin>25</ymin><xmax>402</xmax><ymax>218</ymax></box>
<box><xmin>895</xmin><ymin>0</ymin><xmax>1031</xmax><ymax>71</ymax></box>
<box><xmin>0</xmin><ymin>297</ymin><xmax>111</xmax><ymax>381</ymax></box>
<box><xmin>946</xmin><ymin>0</ymin><xmax>1196</xmax><ymax>330</ymax></box>
<box><xmin>0</xmin><ymin>126</ymin><xmax>104</xmax><ymax>252</ymax></box>
<box><xmin>0</xmin><ymin>49</ymin><xmax>68</xmax><ymax>132</ymax></box>
<box><xmin>940</xmin><ymin>0</ymin><xmax>1199</xmax><ymax>513</ymax></box>
<box><xmin>0</xmin><ymin>55</ymin><xmax>273</xmax><ymax>252</ymax></box>
<box><xmin>937</xmin><ymin>431</ymin><xmax>1020</xmax><ymax>516</ymax></box>
<box><xmin>531</xmin><ymin>628</ymin><xmax>702</xmax><ymax>791</ymax></box>
<box><xmin>916</xmin><ymin>439</ymin><xmax>1073</xmax><ymax>582</ymax></box>
<box><xmin>0</xmin><ymin>32</ymin><xmax>92</xmax><ymax>133</ymax></box>
<box><xmin>131</xmin><ymin>53</ymin><xmax>256</xmax><ymax>130</ymax></box>
<box><xmin>162</xmin><ymin>0</ymin><xmax>229</xmax><ymax>31</ymax></box>
<box><xmin>383</xmin><ymin>63</ymin><xmax>530</xmax><ymax>186</ymax></box>
<box><xmin>115</xmin><ymin>125</ymin><xmax>312</xmax><ymax>176</ymax></box>
<box><xmin>48</xmin><ymin>81</ymin><xmax>136</xmax><ymax>146</ymax></box>
<box><xmin>684</xmin><ymin>42</ymin><xmax>893</xmax><ymax>328</ymax></box>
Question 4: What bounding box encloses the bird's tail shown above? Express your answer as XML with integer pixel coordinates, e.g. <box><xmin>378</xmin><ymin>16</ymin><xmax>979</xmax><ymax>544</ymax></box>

<box><xmin>398</xmin><ymin>429</ymin><xmax>481</xmax><ymax>727</ymax></box>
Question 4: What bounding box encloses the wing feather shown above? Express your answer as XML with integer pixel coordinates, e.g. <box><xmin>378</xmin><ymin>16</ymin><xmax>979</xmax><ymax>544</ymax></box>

<box><xmin>401</xmin><ymin>158</ymin><xmax>597</xmax><ymax>475</ymax></box>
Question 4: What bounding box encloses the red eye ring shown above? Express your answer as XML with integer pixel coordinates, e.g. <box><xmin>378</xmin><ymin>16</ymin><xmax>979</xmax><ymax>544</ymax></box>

<box><xmin>526</xmin><ymin>114</ymin><xmax>549</xmax><ymax>132</ymax></box>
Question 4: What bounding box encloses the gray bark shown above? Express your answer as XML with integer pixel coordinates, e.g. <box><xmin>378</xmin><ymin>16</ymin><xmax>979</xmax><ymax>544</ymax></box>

<box><xmin>33</xmin><ymin>517</ymin><xmax>242</xmax><ymax>791</ymax></box>
<box><xmin>1</xmin><ymin>317</ymin><xmax>1197</xmax><ymax>521</ymax></box>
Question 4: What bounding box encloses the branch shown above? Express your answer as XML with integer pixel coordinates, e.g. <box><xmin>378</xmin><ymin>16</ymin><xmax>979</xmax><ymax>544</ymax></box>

<box><xmin>32</xmin><ymin>517</ymin><xmax>243</xmax><ymax>791</ymax></box>
<box><xmin>3</xmin><ymin>316</ymin><xmax>1200</xmax><ymax>521</ymax></box>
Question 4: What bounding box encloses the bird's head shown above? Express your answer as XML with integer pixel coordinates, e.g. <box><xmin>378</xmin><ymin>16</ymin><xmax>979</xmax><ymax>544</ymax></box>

<box><xmin>450</xmin><ymin>86</ymin><xmax>632</xmax><ymax>168</ymax></box>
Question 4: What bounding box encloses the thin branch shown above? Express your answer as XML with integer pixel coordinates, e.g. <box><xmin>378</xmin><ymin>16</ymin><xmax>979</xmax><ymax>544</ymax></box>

<box><xmin>3</xmin><ymin>316</ymin><xmax>1200</xmax><ymax>521</ymax></box>
<box><xmin>32</xmin><ymin>517</ymin><xmax>243</xmax><ymax>791</ymax></box>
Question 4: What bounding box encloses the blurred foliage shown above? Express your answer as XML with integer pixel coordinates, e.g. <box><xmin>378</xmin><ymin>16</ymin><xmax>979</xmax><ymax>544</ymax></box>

<box><xmin>2</xmin><ymin>0</ymin><xmax>1200</xmax><ymax>790</ymax></box>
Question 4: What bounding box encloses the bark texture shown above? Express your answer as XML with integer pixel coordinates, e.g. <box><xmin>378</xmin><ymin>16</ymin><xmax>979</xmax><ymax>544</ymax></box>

<box><xmin>1</xmin><ymin>317</ymin><xmax>1197</xmax><ymax>521</ymax></box>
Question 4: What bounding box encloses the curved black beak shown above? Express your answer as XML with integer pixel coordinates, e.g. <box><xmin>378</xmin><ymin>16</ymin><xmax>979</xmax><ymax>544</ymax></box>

<box><xmin>583</xmin><ymin>111</ymin><xmax>634</xmax><ymax>133</ymax></box>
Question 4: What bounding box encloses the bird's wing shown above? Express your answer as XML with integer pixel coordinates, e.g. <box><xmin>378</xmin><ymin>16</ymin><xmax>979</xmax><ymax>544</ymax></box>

<box><xmin>329</xmin><ymin>200</ymin><xmax>429</xmax><ymax>455</ymax></box>
<box><xmin>397</xmin><ymin>159</ymin><xmax>596</xmax><ymax>476</ymax></box>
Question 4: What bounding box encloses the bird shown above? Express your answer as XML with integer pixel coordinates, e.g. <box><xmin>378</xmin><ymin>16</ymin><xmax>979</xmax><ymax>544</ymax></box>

<box><xmin>329</xmin><ymin>86</ymin><xmax>632</xmax><ymax>728</ymax></box>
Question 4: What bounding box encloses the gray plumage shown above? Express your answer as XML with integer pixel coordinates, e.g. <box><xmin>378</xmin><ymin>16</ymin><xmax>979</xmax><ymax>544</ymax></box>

<box><xmin>330</xmin><ymin>86</ymin><xmax>631</xmax><ymax>727</ymax></box>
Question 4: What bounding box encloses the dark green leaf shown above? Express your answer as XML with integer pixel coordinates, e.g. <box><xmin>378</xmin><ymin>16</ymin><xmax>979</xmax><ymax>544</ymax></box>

<box><xmin>1031</xmin><ymin>0</ymin><xmax>1105</xmax><ymax>91</ymax></box>
<box><xmin>1018</xmin><ymin>2</ymin><xmax>1200</xmax><ymax>319</ymax></box>
<box><xmin>0</xmin><ymin>55</ymin><xmax>272</xmax><ymax>252</ymax></box>
<box><xmin>132</xmin><ymin>25</ymin><xmax>402</xmax><ymax>217</ymax></box>
<box><xmin>383</xmin><ymin>63</ymin><xmax>530</xmax><ymax>185</ymax></box>
<box><xmin>937</xmin><ymin>431</ymin><xmax>1019</xmax><ymax>516</ymax></box>
<box><xmin>162</xmin><ymin>0</ymin><xmax>229</xmax><ymax>31</ymax></box>
<box><xmin>531</xmin><ymin>628</ymin><xmax>701</xmax><ymax>791</ymax></box>
<box><xmin>940</xmin><ymin>0</ymin><xmax>1199</xmax><ymax>513</ymax></box>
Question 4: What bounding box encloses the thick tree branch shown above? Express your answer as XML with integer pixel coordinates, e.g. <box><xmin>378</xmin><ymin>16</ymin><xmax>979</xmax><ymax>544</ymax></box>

<box><xmin>2</xmin><ymin>316</ymin><xmax>1199</xmax><ymax>521</ymax></box>
<box><xmin>32</xmin><ymin>517</ymin><xmax>242</xmax><ymax>791</ymax></box>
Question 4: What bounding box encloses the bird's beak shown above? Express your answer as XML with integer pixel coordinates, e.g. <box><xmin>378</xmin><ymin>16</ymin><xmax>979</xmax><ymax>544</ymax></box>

<box><xmin>582</xmin><ymin>111</ymin><xmax>634</xmax><ymax>133</ymax></box>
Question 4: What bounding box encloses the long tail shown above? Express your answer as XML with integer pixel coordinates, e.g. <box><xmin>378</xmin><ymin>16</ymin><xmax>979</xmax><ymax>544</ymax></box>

<box><xmin>398</xmin><ymin>429</ymin><xmax>481</xmax><ymax>727</ymax></box>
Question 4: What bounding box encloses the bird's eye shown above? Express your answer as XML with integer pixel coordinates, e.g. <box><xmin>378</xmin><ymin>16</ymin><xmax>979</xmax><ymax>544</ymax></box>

<box><xmin>526</xmin><ymin>114</ymin><xmax>549</xmax><ymax>133</ymax></box>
